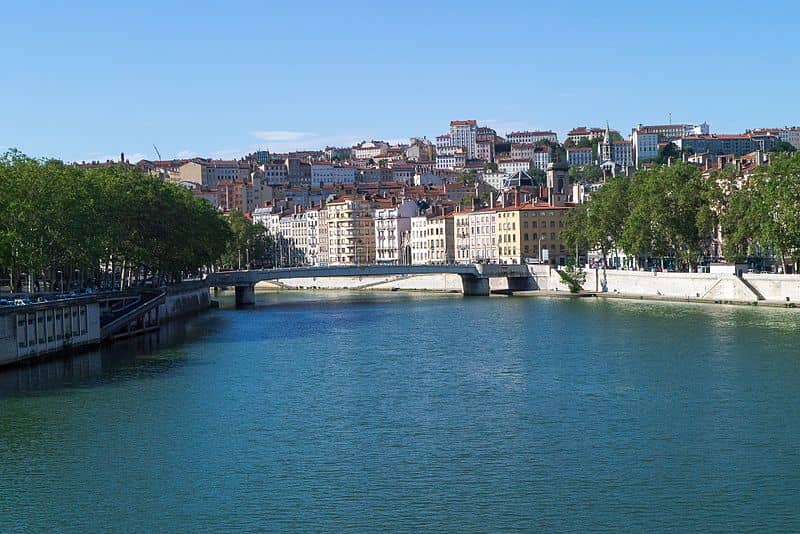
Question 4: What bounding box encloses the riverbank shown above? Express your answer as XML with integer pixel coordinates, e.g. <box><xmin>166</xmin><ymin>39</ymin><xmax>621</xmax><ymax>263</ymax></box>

<box><xmin>251</xmin><ymin>267</ymin><xmax>800</xmax><ymax>308</ymax></box>
<box><xmin>0</xmin><ymin>282</ymin><xmax>213</xmax><ymax>368</ymax></box>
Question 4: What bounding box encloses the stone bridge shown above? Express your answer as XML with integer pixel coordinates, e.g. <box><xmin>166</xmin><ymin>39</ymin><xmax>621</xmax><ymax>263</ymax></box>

<box><xmin>207</xmin><ymin>264</ymin><xmax>533</xmax><ymax>305</ymax></box>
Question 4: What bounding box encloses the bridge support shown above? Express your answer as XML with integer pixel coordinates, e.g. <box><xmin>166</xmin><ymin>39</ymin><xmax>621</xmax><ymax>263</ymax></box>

<box><xmin>235</xmin><ymin>284</ymin><xmax>256</xmax><ymax>306</ymax></box>
<box><xmin>506</xmin><ymin>276</ymin><xmax>534</xmax><ymax>293</ymax></box>
<box><xmin>460</xmin><ymin>275</ymin><xmax>490</xmax><ymax>296</ymax></box>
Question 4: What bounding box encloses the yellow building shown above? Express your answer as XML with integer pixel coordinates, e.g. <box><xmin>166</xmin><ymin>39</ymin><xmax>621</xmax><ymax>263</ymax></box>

<box><xmin>496</xmin><ymin>203</ymin><xmax>572</xmax><ymax>265</ymax></box>
<box><xmin>322</xmin><ymin>196</ymin><xmax>376</xmax><ymax>265</ymax></box>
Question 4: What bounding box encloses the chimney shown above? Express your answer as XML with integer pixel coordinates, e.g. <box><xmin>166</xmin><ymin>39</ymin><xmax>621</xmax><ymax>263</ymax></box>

<box><xmin>120</xmin><ymin>152</ymin><xmax>125</xmax><ymax>163</ymax></box>
<box><xmin>489</xmin><ymin>193</ymin><xmax>495</xmax><ymax>209</ymax></box>
<box><xmin>514</xmin><ymin>188</ymin><xmax>520</xmax><ymax>207</ymax></box>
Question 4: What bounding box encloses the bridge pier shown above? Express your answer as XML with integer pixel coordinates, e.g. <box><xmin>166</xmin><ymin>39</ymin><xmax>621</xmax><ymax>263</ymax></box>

<box><xmin>234</xmin><ymin>284</ymin><xmax>256</xmax><ymax>306</ymax></box>
<box><xmin>460</xmin><ymin>275</ymin><xmax>490</xmax><ymax>296</ymax></box>
<box><xmin>506</xmin><ymin>276</ymin><xmax>534</xmax><ymax>293</ymax></box>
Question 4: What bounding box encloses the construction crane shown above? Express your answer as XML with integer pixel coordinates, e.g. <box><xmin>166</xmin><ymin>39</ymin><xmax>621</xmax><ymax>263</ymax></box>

<box><xmin>153</xmin><ymin>144</ymin><xmax>162</xmax><ymax>160</ymax></box>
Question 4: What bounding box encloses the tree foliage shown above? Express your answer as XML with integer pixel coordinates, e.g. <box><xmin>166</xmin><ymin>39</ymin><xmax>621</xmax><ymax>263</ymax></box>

<box><xmin>563</xmin><ymin>163</ymin><xmax>717</xmax><ymax>270</ymax></box>
<box><xmin>0</xmin><ymin>150</ymin><xmax>231</xmax><ymax>292</ymax></box>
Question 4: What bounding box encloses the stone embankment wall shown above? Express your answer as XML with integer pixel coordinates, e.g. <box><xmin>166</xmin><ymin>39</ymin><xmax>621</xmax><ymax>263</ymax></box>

<box><xmin>160</xmin><ymin>282</ymin><xmax>213</xmax><ymax>320</ymax></box>
<box><xmin>741</xmin><ymin>274</ymin><xmax>800</xmax><ymax>302</ymax></box>
<box><xmin>256</xmin><ymin>274</ymin><xmax>464</xmax><ymax>292</ymax></box>
<box><xmin>239</xmin><ymin>266</ymin><xmax>800</xmax><ymax>305</ymax></box>
<box><xmin>531</xmin><ymin>265</ymin><xmax>800</xmax><ymax>304</ymax></box>
<box><xmin>0</xmin><ymin>282</ymin><xmax>213</xmax><ymax>368</ymax></box>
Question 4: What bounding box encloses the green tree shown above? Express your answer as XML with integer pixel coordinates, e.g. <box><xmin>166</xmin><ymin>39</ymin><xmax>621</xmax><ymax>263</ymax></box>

<box><xmin>568</xmin><ymin>165</ymin><xmax>603</xmax><ymax>183</ymax></box>
<box><xmin>770</xmin><ymin>140</ymin><xmax>797</xmax><ymax>153</ymax></box>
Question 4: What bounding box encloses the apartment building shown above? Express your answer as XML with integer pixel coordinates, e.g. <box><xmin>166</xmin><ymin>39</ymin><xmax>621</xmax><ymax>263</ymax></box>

<box><xmin>566</xmin><ymin>126</ymin><xmax>607</xmax><ymax>144</ymax></box>
<box><xmin>532</xmin><ymin>145</ymin><xmax>552</xmax><ymax>171</ymax></box>
<box><xmin>454</xmin><ymin>210</ymin><xmax>472</xmax><ymax>264</ymax></box>
<box><xmin>352</xmin><ymin>141</ymin><xmax>389</xmax><ymax>160</ymax></box>
<box><xmin>449</xmin><ymin>120</ymin><xmax>478</xmax><ymax>159</ymax></box>
<box><xmin>310</xmin><ymin>163</ymin><xmax>356</xmax><ymax>185</ymax></box>
<box><xmin>174</xmin><ymin>159</ymin><xmax>250</xmax><ymax>187</ymax></box>
<box><xmin>426</xmin><ymin>215</ymin><xmax>455</xmax><ymax>264</ymax></box>
<box><xmin>468</xmin><ymin>209</ymin><xmax>498</xmax><ymax>263</ymax></box>
<box><xmin>506</xmin><ymin>130</ymin><xmax>557</xmax><ymax>144</ymax></box>
<box><xmin>374</xmin><ymin>199</ymin><xmax>419</xmax><ymax>264</ymax></box>
<box><xmin>410</xmin><ymin>215</ymin><xmax>430</xmax><ymax>265</ymax></box>
<box><xmin>675</xmin><ymin>135</ymin><xmax>758</xmax><ymax>157</ymax></box>
<box><xmin>324</xmin><ymin>196</ymin><xmax>376</xmax><ymax>265</ymax></box>
<box><xmin>498</xmin><ymin>159</ymin><xmax>530</xmax><ymax>175</ymax></box>
<box><xmin>496</xmin><ymin>203</ymin><xmax>572</xmax><ymax>265</ymax></box>
<box><xmin>630</xmin><ymin>129</ymin><xmax>659</xmax><ymax>167</ymax></box>
<box><xmin>566</xmin><ymin>146</ymin><xmax>593</xmax><ymax>166</ymax></box>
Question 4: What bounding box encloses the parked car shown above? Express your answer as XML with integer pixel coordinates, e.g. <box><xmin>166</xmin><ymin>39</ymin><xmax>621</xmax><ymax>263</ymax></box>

<box><xmin>0</xmin><ymin>299</ymin><xmax>12</xmax><ymax>306</ymax></box>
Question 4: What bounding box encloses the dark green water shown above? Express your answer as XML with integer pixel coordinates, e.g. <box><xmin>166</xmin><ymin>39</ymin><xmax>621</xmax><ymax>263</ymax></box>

<box><xmin>1</xmin><ymin>292</ymin><xmax>799</xmax><ymax>532</ymax></box>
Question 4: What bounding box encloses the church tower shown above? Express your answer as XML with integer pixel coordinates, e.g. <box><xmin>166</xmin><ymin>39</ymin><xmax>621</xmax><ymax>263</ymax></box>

<box><xmin>547</xmin><ymin>161</ymin><xmax>570</xmax><ymax>206</ymax></box>
<box><xmin>600</xmin><ymin>121</ymin><xmax>613</xmax><ymax>162</ymax></box>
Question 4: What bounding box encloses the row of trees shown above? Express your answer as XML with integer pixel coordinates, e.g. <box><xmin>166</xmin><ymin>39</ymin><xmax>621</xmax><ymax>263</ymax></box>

<box><xmin>562</xmin><ymin>153</ymin><xmax>800</xmax><ymax>272</ymax></box>
<box><xmin>0</xmin><ymin>150</ymin><xmax>231</xmax><ymax>292</ymax></box>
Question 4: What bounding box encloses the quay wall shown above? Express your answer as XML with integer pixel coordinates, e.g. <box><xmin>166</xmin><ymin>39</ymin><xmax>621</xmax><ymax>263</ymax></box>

<box><xmin>0</xmin><ymin>283</ymin><xmax>213</xmax><ymax>368</ymax></box>
<box><xmin>256</xmin><ymin>266</ymin><xmax>800</xmax><ymax>305</ymax></box>
<box><xmin>256</xmin><ymin>274</ymin><xmax>464</xmax><ymax>292</ymax></box>
<box><xmin>160</xmin><ymin>282</ymin><xmax>213</xmax><ymax>320</ymax></box>
<box><xmin>0</xmin><ymin>298</ymin><xmax>101</xmax><ymax>367</ymax></box>
<box><xmin>741</xmin><ymin>274</ymin><xmax>800</xmax><ymax>302</ymax></box>
<box><xmin>532</xmin><ymin>266</ymin><xmax>800</xmax><ymax>304</ymax></box>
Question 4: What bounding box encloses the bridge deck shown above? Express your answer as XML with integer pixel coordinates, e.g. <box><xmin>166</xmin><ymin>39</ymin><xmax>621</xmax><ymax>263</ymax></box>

<box><xmin>208</xmin><ymin>264</ymin><xmax>530</xmax><ymax>286</ymax></box>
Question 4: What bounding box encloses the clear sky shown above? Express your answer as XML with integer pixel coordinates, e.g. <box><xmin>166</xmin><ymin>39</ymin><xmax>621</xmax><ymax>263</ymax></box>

<box><xmin>2</xmin><ymin>0</ymin><xmax>798</xmax><ymax>162</ymax></box>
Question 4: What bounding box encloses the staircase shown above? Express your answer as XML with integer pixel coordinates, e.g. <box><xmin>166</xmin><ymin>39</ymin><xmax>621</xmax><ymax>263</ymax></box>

<box><xmin>100</xmin><ymin>290</ymin><xmax>166</xmax><ymax>341</ymax></box>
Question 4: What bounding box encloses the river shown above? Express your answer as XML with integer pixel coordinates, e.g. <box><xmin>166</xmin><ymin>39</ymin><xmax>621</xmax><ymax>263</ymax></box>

<box><xmin>1</xmin><ymin>291</ymin><xmax>799</xmax><ymax>531</ymax></box>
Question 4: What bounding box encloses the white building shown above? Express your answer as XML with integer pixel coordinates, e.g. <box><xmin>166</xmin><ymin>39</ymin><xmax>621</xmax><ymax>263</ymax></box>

<box><xmin>374</xmin><ymin>199</ymin><xmax>419</xmax><ymax>264</ymax></box>
<box><xmin>310</xmin><ymin>163</ymin><xmax>356</xmax><ymax>185</ymax></box>
<box><xmin>410</xmin><ymin>215</ymin><xmax>430</xmax><ymax>265</ymax></box>
<box><xmin>498</xmin><ymin>159</ymin><xmax>530</xmax><ymax>175</ymax></box>
<box><xmin>352</xmin><ymin>141</ymin><xmax>389</xmax><ymax>160</ymax></box>
<box><xmin>468</xmin><ymin>209</ymin><xmax>498</xmax><ymax>263</ymax></box>
<box><xmin>482</xmin><ymin>172</ymin><xmax>510</xmax><ymax>191</ymax></box>
<box><xmin>506</xmin><ymin>130</ymin><xmax>558</xmax><ymax>144</ymax></box>
<box><xmin>448</xmin><ymin>120</ymin><xmax>478</xmax><ymax>159</ymax></box>
<box><xmin>566</xmin><ymin>146</ymin><xmax>593</xmax><ymax>167</ymax></box>
<box><xmin>532</xmin><ymin>146</ymin><xmax>552</xmax><ymax>171</ymax></box>
<box><xmin>436</xmin><ymin>147</ymin><xmax>466</xmax><ymax>170</ymax></box>
<box><xmin>630</xmin><ymin>129</ymin><xmax>659</xmax><ymax>167</ymax></box>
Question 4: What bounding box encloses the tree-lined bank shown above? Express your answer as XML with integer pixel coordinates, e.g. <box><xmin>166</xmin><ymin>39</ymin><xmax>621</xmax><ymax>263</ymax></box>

<box><xmin>562</xmin><ymin>152</ymin><xmax>800</xmax><ymax>272</ymax></box>
<box><xmin>0</xmin><ymin>151</ymin><xmax>231</xmax><ymax>292</ymax></box>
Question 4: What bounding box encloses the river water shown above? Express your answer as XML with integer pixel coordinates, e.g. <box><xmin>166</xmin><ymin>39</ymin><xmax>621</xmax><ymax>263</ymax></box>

<box><xmin>1</xmin><ymin>292</ymin><xmax>799</xmax><ymax>531</ymax></box>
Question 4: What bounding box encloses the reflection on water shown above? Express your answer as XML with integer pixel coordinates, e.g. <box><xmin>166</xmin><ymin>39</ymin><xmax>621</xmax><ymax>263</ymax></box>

<box><xmin>1</xmin><ymin>292</ymin><xmax>800</xmax><ymax>531</ymax></box>
<box><xmin>0</xmin><ymin>313</ymin><xmax>221</xmax><ymax>398</ymax></box>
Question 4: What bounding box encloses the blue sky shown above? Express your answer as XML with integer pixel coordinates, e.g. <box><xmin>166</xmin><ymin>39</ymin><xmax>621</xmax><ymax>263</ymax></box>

<box><xmin>2</xmin><ymin>0</ymin><xmax>798</xmax><ymax>162</ymax></box>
